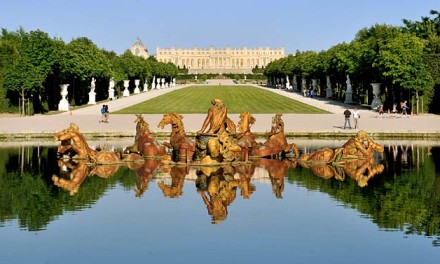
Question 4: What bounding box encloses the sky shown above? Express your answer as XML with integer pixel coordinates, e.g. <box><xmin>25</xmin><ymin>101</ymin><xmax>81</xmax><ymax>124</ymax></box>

<box><xmin>0</xmin><ymin>0</ymin><xmax>437</xmax><ymax>55</ymax></box>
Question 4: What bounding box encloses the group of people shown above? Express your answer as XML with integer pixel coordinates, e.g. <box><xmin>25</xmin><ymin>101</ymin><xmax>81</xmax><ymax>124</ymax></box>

<box><xmin>303</xmin><ymin>88</ymin><xmax>317</xmax><ymax>98</ymax></box>
<box><xmin>344</xmin><ymin>99</ymin><xmax>410</xmax><ymax>128</ymax></box>
<box><xmin>343</xmin><ymin>108</ymin><xmax>360</xmax><ymax>129</ymax></box>
<box><xmin>380</xmin><ymin>100</ymin><xmax>409</xmax><ymax>117</ymax></box>
<box><xmin>100</xmin><ymin>104</ymin><xmax>109</xmax><ymax>123</ymax></box>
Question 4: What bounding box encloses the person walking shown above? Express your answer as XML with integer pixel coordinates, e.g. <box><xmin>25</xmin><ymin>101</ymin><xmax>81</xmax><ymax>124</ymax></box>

<box><xmin>99</xmin><ymin>105</ymin><xmax>106</xmax><ymax>123</ymax></box>
<box><xmin>104</xmin><ymin>104</ymin><xmax>109</xmax><ymax>123</ymax></box>
<box><xmin>343</xmin><ymin>108</ymin><xmax>352</xmax><ymax>129</ymax></box>
<box><xmin>353</xmin><ymin>108</ymin><xmax>360</xmax><ymax>129</ymax></box>
<box><xmin>378</xmin><ymin>104</ymin><xmax>384</xmax><ymax>117</ymax></box>
<box><xmin>401</xmin><ymin>100</ymin><xmax>409</xmax><ymax>117</ymax></box>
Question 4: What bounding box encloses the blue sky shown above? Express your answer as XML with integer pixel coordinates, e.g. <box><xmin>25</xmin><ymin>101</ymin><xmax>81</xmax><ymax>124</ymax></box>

<box><xmin>0</xmin><ymin>0</ymin><xmax>437</xmax><ymax>55</ymax></box>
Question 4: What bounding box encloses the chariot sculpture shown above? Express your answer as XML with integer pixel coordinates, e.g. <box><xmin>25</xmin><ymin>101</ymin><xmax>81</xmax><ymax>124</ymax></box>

<box><xmin>53</xmin><ymin>99</ymin><xmax>386</xmax><ymax>195</ymax></box>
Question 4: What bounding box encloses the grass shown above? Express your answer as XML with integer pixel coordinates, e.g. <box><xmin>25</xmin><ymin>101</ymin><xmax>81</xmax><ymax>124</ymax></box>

<box><xmin>114</xmin><ymin>85</ymin><xmax>329</xmax><ymax>114</ymax></box>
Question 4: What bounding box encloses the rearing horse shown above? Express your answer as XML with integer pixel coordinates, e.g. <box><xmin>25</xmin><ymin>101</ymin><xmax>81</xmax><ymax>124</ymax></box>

<box><xmin>235</xmin><ymin>112</ymin><xmax>257</xmax><ymax>149</ymax></box>
<box><xmin>125</xmin><ymin>114</ymin><xmax>166</xmax><ymax>157</ymax></box>
<box><xmin>158</xmin><ymin>113</ymin><xmax>195</xmax><ymax>162</ymax></box>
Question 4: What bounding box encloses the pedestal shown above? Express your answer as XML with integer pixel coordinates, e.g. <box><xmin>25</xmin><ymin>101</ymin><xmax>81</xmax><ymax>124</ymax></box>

<box><xmin>123</xmin><ymin>80</ymin><xmax>130</xmax><ymax>97</ymax></box>
<box><xmin>108</xmin><ymin>89</ymin><xmax>115</xmax><ymax>100</ymax></box>
<box><xmin>134</xmin><ymin>79</ymin><xmax>140</xmax><ymax>94</ymax></box>
<box><xmin>88</xmin><ymin>92</ymin><xmax>96</xmax><ymax>105</ymax></box>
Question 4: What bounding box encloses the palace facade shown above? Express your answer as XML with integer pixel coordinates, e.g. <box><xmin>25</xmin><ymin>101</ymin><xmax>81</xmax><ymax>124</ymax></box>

<box><xmin>128</xmin><ymin>39</ymin><xmax>285</xmax><ymax>74</ymax></box>
<box><xmin>156</xmin><ymin>46</ymin><xmax>285</xmax><ymax>74</ymax></box>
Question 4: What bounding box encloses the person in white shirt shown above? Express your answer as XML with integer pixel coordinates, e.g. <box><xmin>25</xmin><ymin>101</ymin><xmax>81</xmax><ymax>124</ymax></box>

<box><xmin>353</xmin><ymin>108</ymin><xmax>360</xmax><ymax>129</ymax></box>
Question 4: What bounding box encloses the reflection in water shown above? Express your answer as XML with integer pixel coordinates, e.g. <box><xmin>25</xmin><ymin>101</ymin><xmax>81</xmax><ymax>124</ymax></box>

<box><xmin>195</xmin><ymin>165</ymin><xmax>241</xmax><ymax>224</ymax></box>
<box><xmin>52</xmin><ymin>160</ymin><xmax>90</xmax><ymax>195</ymax></box>
<box><xmin>254</xmin><ymin>159</ymin><xmax>297</xmax><ymax>198</ymax></box>
<box><xmin>298</xmin><ymin>156</ymin><xmax>385</xmax><ymax>187</ymax></box>
<box><xmin>158</xmin><ymin>165</ymin><xmax>188</xmax><ymax>198</ymax></box>
<box><xmin>1</xmin><ymin>142</ymin><xmax>440</xmax><ymax>247</ymax></box>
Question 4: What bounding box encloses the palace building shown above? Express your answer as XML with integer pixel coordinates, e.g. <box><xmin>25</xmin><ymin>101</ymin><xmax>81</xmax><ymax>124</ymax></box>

<box><xmin>129</xmin><ymin>39</ymin><xmax>285</xmax><ymax>74</ymax></box>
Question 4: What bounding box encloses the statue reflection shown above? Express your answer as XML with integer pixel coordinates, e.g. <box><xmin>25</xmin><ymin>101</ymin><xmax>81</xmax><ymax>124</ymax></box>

<box><xmin>343</xmin><ymin>156</ymin><xmax>384</xmax><ymax>187</ymax></box>
<box><xmin>157</xmin><ymin>165</ymin><xmax>189</xmax><ymax>198</ymax></box>
<box><xmin>195</xmin><ymin>166</ymin><xmax>241</xmax><ymax>224</ymax></box>
<box><xmin>52</xmin><ymin>160</ymin><xmax>90</xmax><ymax>195</ymax></box>
<box><xmin>254</xmin><ymin>159</ymin><xmax>297</xmax><ymax>199</ymax></box>
<box><xmin>298</xmin><ymin>159</ymin><xmax>345</xmax><ymax>181</ymax></box>
<box><xmin>130</xmin><ymin>158</ymin><xmax>161</xmax><ymax>197</ymax></box>
<box><xmin>235</xmin><ymin>163</ymin><xmax>256</xmax><ymax>199</ymax></box>
<box><xmin>89</xmin><ymin>164</ymin><xmax>121</xmax><ymax>178</ymax></box>
<box><xmin>299</xmin><ymin>156</ymin><xmax>384</xmax><ymax>187</ymax></box>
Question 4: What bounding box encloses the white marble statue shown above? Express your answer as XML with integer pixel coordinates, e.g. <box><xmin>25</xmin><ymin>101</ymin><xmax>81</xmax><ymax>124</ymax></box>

<box><xmin>90</xmin><ymin>77</ymin><xmax>96</xmax><ymax>92</ymax></box>
<box><xmin>344</xmin><ymin>75</ymin><xmax>353</xmax><ymax>103</ymax></box>
<box><xmin>88</xmin><ymin>77</ymin><xmax>96</xmax><ymax>104</ymax></box>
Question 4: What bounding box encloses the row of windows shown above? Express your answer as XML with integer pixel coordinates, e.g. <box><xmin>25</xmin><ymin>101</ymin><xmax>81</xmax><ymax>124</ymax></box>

<box><xmin>159</xmin><ymin>57</ymin><xmax>273</xmax><ymax>67</ymax></box>
<box><xmin>157</xmin><ymin>50</ymin><xmax>283</xmax><ymax>56</ymax></box>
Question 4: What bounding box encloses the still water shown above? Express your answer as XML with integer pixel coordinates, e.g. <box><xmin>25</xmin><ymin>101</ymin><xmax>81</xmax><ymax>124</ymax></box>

<box><xmin>1</xmin><ymin>139</ymin><xmax>439</xmax><ymax>263</ymax></box>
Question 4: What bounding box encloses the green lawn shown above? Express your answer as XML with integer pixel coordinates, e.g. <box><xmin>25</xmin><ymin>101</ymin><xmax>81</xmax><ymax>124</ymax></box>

<box><xmin>114</xmin><ymin>85</ymin><xmax>329</xmax><ymax>114</ymax></box>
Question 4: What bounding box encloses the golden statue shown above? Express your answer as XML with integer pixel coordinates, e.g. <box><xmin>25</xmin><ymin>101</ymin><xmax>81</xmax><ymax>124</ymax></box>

<box><xmin>54</xmin><ymin>123</ymin><xmax>97</xmax><ymax>161</ymax></box>
<box><xmin>158</xmin><ymin>113</ymin><xmax>196</xmax><ymax>162</ymax></box>
<box><xmin>197</xmin><ymin>99</ymin><xmax>236</xmax><ymax>135</ymax></box>
<box><xmin>252</xmin><ymin>113</ymin><xmax>299</xmax><ymax>158</ymax></box>
<box><xmin>299</xmin><ymin>130</ymin><xmax>384</xmax><ymax>164</ymax></box>
<box><xmin>234</xmin><ymin>111</ymin><xmax>257</xmax><ymax>149</ymax></box>
<box><xmin>298</xmin><ymin>130</ymin><xmax>385</xmax><ymax>187</ymax></box>
<box><xmin>125</xmin><ymin>114</ymin><xmax>166</xmax><ymax>157</ymax></box>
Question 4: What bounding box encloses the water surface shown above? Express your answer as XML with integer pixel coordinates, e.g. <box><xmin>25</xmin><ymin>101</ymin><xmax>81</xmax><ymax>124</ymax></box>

<box><xmin>1</xmin><ymin>140</ymin><xmax>439</xmax><ymax>263</ymax></box>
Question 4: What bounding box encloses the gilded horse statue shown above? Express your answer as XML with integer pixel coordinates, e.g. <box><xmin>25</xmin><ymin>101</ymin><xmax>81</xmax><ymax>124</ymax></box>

<box><xmin>234</xmin><ymin>112</ymin><xmax>257</xmax><ymax>149</ymax></box>
<box><xmin>158</xmin><ymin>113</ymin><xmax>195</xmax><ymax>162</ymax></box>
<box><xmin>54</xmin><ymin>123</ymin><xmax>97</xmax><ymax>160</ymax></box>
<box><xmin>54</xmin><ymin>123</ymin><xmax>122</xmax><ymax>164</ymax></box>
<box><xmin>251</xmin><ymin>113</ymin><xmax>299</xmax><ymax>158</ymax></box>
<box><xmin>124</xmin><ymin>114</ymin><xmax>166</xmax><ymax>157</ymax></box>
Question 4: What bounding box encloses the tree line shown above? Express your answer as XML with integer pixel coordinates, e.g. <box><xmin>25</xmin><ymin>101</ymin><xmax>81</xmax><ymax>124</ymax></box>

<box><xmin>0</xmin><ymin>28</ymin><xmax>178</xmax><ymax>114</ymax></box>
<box><xmin>264</xmin><ymin>10</ymin><xmax>440</xmax><ymax>114</ymax></box>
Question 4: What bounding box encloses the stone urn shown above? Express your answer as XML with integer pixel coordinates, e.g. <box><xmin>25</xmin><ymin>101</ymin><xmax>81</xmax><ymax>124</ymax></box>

<box><xmin>58</xmin><ymin>84</ymin><xmax>70</xmax><ymax>111</ymax></box>
<box><xmin>371</xmin><ymin>83</ymin><xmax>382</xmax><ymax>110</ymax></box>
<box><xmin>134</xmin><ymin>79</ymin><xmax>140</xmax><ymax>94</ymax></box>
<box><xmin>123</xmin><ymin>80</ymin><xmax>130</xmax><ymax>97</ymax></box>
<box><xmin>108</xmin><ymin>78</ymin><xmax>115</xmax><ymax>100</ymax></box>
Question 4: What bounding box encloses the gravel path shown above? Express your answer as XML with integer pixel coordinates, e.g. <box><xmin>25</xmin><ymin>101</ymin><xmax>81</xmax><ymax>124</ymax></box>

<box><xmin>1</xmin><ymin>84</ymin><xmax>439</xmax><ymax>139</ymax></box>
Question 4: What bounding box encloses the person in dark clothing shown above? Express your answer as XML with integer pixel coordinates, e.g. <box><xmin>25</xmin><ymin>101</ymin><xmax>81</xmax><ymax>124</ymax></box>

<box><xmin>343</xmin><ymin>108</ymin><xmax>352</xmax><ymax>129</ymax></box>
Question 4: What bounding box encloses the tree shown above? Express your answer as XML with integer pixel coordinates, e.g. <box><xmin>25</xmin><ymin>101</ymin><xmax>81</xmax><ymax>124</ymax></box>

<box><xmin>1</xmin><ymin>28</ymin><xmax>60</xmax><ymax>114</ymax></box>
<box><xmin>403</xmin><ymin>9</ymin><xmax>440</xmax><ymax>113</ymax></box>
<box><xmin>61</xmin><ymin>37</ymin><xmax>111</xmax><ymax>105</ymax></box>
